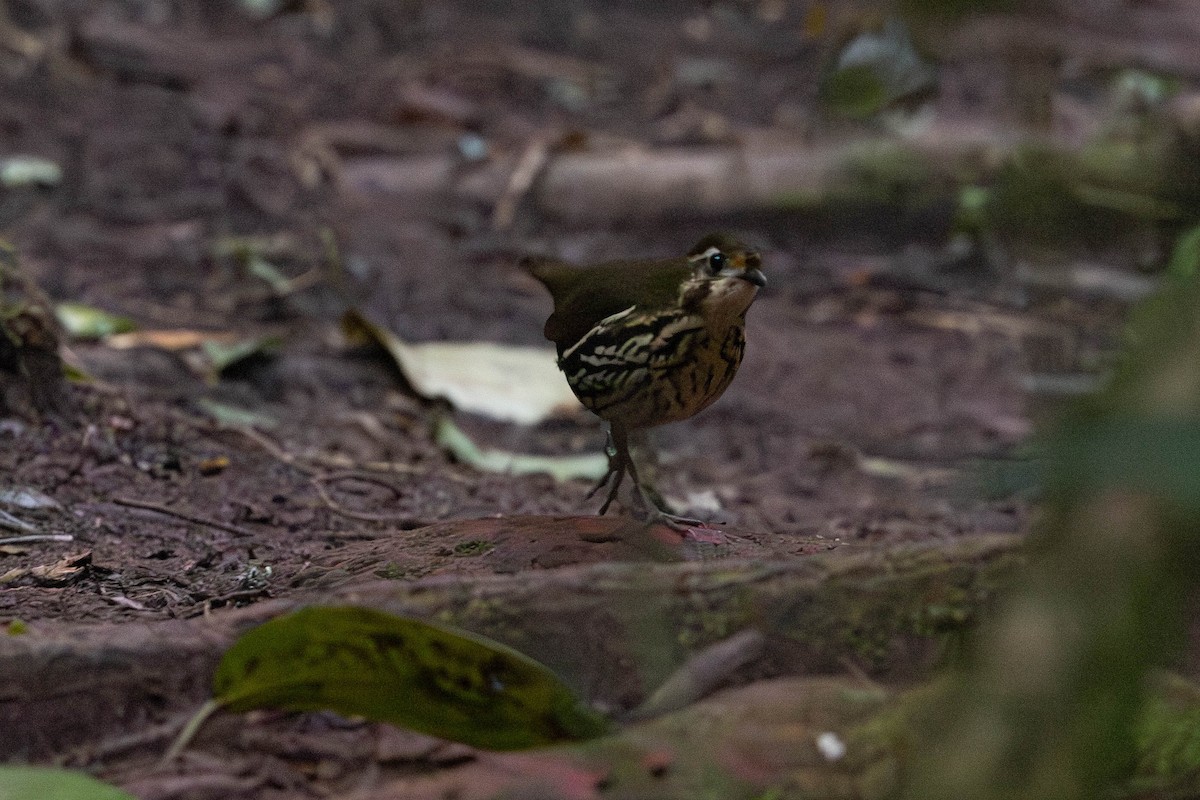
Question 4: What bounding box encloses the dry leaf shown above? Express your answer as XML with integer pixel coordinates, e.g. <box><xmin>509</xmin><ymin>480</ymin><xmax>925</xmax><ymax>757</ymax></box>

<box><xmin>435</xmin><ymin>417</ymin><xmax>608</xmax><ymax>482</ymax></box>
<box><xmin>344</xmin><ymin>310</ymin><xmax>582</xmax><ymax>425</ymax></box>
<box><xmin>29</xmin><ymin>551</ymin><xmax>90</xmax><ymax>586</ymax></box>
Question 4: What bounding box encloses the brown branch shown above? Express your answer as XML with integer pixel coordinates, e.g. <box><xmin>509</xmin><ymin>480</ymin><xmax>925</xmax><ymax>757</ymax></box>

<box><xmin>112</xmin><ymin>496</ymin><xmax>255</xmax><ymax>539</ymax></box>
<box><xmin>309</xmin><ymin>474</ymin><xmax>431</xmax><ymax>529</ymax></box>
<box><xmin>492</xmin><ymin>136</ymin><xmax>551</xmax><ymax>231</ymax></box>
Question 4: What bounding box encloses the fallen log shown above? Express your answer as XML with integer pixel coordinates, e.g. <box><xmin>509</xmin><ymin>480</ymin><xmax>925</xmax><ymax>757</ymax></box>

<box><xmin>339</xmin><ymin>125</ymin><xmax>1013</xmax><ymax>226</ymax></box>
<box><xmin>0</xmin><ymin>531</ymin><xmax>1021</xmax><ymax>759</ymax></box>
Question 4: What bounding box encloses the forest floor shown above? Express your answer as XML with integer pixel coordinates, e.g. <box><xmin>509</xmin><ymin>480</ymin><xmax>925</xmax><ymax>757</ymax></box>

<box><xmin>0</xmin><ymin>2</ymin><xmax>1161</xmax><ymax>798</ymax></box>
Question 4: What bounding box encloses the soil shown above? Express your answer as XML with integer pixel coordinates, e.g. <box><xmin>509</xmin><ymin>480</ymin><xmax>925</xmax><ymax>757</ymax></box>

<box><xmin>0</xmin><ymin>2</ymin><xmax>1136</xmax><ymax>798</ymax></box>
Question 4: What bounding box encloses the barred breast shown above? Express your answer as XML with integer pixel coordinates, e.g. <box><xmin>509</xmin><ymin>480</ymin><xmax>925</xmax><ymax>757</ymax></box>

<box><xmin>558</xmin><ymin>305</ymin><xmax>747</xmax><ymax>430</ymax></box>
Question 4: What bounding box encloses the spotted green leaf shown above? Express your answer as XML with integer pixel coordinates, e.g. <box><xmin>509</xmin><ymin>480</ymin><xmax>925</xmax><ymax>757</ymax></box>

<box><xmin>0</xmin><ymin>766</ymin><xmax>134</xmax><ymax>800</ymax></box>
<box><xmin>214</xmin><ymin>606</ymin><xmax>611</xmax><ymax>750</ymax></box>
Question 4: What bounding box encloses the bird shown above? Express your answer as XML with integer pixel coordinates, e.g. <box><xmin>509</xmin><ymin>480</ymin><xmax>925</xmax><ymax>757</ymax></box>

<box><xmin>524</xmin><ymin>233</ymin><xmax>766</xmax><ymax>529</ymax></box>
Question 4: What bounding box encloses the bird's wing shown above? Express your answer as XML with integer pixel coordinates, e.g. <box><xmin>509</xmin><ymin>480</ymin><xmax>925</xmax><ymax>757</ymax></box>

<box><xmin>524</xmin><ymin>256</ymin><xmax>690</xmax><ymax>353</ymax></box>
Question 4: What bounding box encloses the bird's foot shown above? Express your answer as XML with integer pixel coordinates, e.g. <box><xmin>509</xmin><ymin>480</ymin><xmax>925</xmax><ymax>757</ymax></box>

<box><xmin>628</xmin><ymin>473</ymin><xmax>710</xmax><ymax>530</ymax></box>
<box><xmin>591</xmin><ymin>430</ymin><xmax>628</xmax><ymax>515</ymax></box>
<box><xmin>641</xmin><ymin>506</ymin><xmax>711</xmax><ymax>532</ymax></box>
<box><xmin>585</xmin><ymin>464</ymin><xmax>616</xmax><ymax>501</ymax></box>
<box><xmin>586</xmin><ymin>428</ymin><xmax>621</xmax><ymax>501</ymax></box>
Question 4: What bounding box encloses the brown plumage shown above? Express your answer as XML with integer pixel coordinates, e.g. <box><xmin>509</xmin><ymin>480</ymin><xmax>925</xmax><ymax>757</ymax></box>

<box><xmin>525</xmin><ymin>233</ymin><xmax>766</xmax><ymax>527</ymax></box>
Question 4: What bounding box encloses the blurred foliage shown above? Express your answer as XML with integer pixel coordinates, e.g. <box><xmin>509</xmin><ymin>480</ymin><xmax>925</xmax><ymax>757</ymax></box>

<box><xmin>1131</xmin><ymin>673</ymin><xmax>1200</xmax><ymax>795</ymax></box>
<box><xmin>1167</xmin><ymin>224</ymin><xmax>1200</xmax><ymax>281</ymax></box>
<box><xmin>904</xmin><ymin>267</ymin><xmax>1200</xmax><ymax>799</ymax></box>
<box><xmin>971</xmin><ymin>90</ymin><xmax>1200</xmax><ymax>265</ymax></box>
<box><xmin>986</xmin><ymin>141</ymin><xmax>1180</xmax><ymax>254</ymax></box>
<box><xmin>820</xmin><ymin>16</ymin><xmax>936</xmax><ymax>120</ymax></box>
<box><xmin>899</xmin><ymin>0</ymin><xmax>1017</xmax><ymax>20</ymax></box>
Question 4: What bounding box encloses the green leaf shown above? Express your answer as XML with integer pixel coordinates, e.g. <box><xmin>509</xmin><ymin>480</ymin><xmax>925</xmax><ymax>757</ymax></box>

<box><xmin>954</xmin><ymin>185</ymin><xmax>990</xmax><ymax>234</ymax></box>
<box><xmin>0</xmin><ymin>766</ymin><xmax>135</xmax><ymax>800</ymax></box>
<box><xmin>1168</xmin><ymin>224</ymin><xmax>1200</xmax><ymax>281</ymax></box>
<box><xmin>213</xmin><ymin>606</ymin><xmax>612</xmax><ymax>751</ymax></box>
<box><xmin>194</xmin><ymin>398</ymin><xmax>278</xmax><ymax>429</ymax></box>
<box><xmin>434</xmin><ymin>417</ymin><xmax>609</xmax><ymax>482</ymax></box>
<box><xmin>54</xmin><ymin>302</ymin><xmax>137</xmax><ymax>340</ymax></box>
<box><xmin>822</xmin><ymin>65</ymin><xmax>887</xmax><ymax>119</ymax></box>
<box><xmin>200</xmin><ymin>334</ymin><xmax>281</xmax><ymax>376</ymax></box>
<box><xmin>821</xmin><ymin>16</ymin><xmax>936</xmax><ymax>119</ymax></box>
<box><xmin>246</xmin><ymin>255</ymin><xmax>293</xmax><ymax>294</ymax></box>
<box><xmin>1112</xmin><ymin>68</ymin><xmax>1181</xmax><ymax>109</ymax></box>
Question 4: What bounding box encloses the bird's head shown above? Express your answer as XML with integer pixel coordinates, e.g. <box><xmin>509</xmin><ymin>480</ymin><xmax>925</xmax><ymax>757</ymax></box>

<box><xmin>525</xmin><ymin>233</ymin><xmax>767</xmax><ymax>352</ymax></box>
<box><xmin>680</xmin><ymin>233</ymin><xmax>767</xmax><ymax>326</ymax></box>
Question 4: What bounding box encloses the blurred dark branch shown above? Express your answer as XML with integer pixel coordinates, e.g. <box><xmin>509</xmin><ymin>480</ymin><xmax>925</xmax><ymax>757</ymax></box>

<box><xmin>938</xmin><ymin>9</ymin><xmax>1200</xmax><ymax>79</ymax></box>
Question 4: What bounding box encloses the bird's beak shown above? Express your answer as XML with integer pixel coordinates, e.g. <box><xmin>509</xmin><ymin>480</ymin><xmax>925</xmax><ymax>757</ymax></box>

<box><xmin>717</xmin><ymin>265</ymin><xmax>767</xmax><ymax>287</ymax></box>
<box><xmin>741</xmin><ymin>268</ymin><xmax>767</xmax><ymax>287</ymax></box>
<box><xmin>726</xmin><ymin>252</ymin><xmax>767</xmax><ymax>287</ymax></box>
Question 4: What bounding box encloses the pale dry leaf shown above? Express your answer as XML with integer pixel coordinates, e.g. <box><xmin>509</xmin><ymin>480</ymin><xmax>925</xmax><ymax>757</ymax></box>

<box><xmin>30</xmin><ymin>551</ymin><xmax>90</xmax><ymax>586</ymax></box>
<box><xmin>344</xmin><ymin>311</ymin><xmax>582</xmax><ymax>425</ymax></box>
<box><xmin>435</xmin><ymin>418</ymin><xmax>608</xmax><ymax>482</ymax></box>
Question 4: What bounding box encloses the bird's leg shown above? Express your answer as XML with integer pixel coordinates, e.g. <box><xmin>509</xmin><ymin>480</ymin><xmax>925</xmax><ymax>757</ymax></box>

<box><xmin>585</xmin><ymin>427</ymin><xmax>619</xmax><ymax>500</ymax></box>
<box><xmin>594</xmin><ymin>424</ymin><xmax>628</xmax><ymax>515</ymax></box>
<box><xmin>625</xmin><ymin>429</ymin><xmax>707</xmax><ymax>531</ymax></box>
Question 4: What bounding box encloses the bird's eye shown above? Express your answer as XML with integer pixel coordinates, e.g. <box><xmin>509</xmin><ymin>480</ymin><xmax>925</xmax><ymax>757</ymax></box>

<box><xmin>708</xmin><ymin>251</ymin><xmax>726</xmax><ymax>272</ymax></box>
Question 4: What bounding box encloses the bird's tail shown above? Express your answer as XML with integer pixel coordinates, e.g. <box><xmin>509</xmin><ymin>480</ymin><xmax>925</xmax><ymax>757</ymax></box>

<box><xmin>520</xmin><ymin>255</ymin><xmax>574</xmax><ymax>295</ymax></box>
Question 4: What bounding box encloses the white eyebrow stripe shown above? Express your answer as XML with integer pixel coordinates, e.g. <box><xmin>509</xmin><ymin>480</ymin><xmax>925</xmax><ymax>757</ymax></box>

<box><xmin>689</xmin><ymin>246</ymin><xmax>722</xmax><ymax>262</ymax></box>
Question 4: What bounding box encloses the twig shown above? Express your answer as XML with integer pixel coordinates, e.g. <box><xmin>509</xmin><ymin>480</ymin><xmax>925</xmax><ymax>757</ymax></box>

<box><xmin>0</xmin><ymin>509</ymin><xmax>37</xmax><ymax>532</ymax></box>
<box><xmin>220</xmin><ymin>423</ymin><xmax>316</xmax><ymax>474</ymax></box>
<box><xmin>310</xmin><ymin>474</ymin><xmax>430</xmax><ymax>528</ymax></box>
<box><xmin>161</xmin><ymin>699</ymin><xmax>221</xmax><ymax>765</ymax></box>
<box><xmin>626</xmin><ymin>629</ymin><xmax>766</xmax><ymax>721</ymax></box>
<box><xmin>112</xmin><ymin>496</ymin><xmax>255</xmax><ymax>538</ymax></box>
<box><xmin>63</xmin><ymin>711</ymin><xmax>194</xmax><ymax>766</ymax></box>
<box><xmin>322</xmin><ymin>454</ymin><xmax>448</xmax><ymax>478</ymax></box>
<box><xmin>0</xmin><ymin>533</ymin><xmax>73</xmax><ymax>545</ymax></box>
<box><xmin>492</xmin><ymin>136</ymin><xmax>551</xmax><ymax>231</ymax></box>
<box><xmin>102</xmin><ymin>594</ymin><xmax>150</xmax><ymax>612</ymax></box>
<box><xmin>902</xmin><ymin>307</ymin><xmax>1069</xmax><ymax>340</ymax></box>
<box><xmin>216</xmin><ymin>423</ymin><xmax>455</xmax><ymax>481</ymax></box>
<box><xmin>838</xmin><ymin>655</ymin><xmax>882</xmax><ymax>690</ymax></box>
<box><xmin>432</xmin><ymin>41</ymin><xmax>608</xmax><ymax>85</ymax></box>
